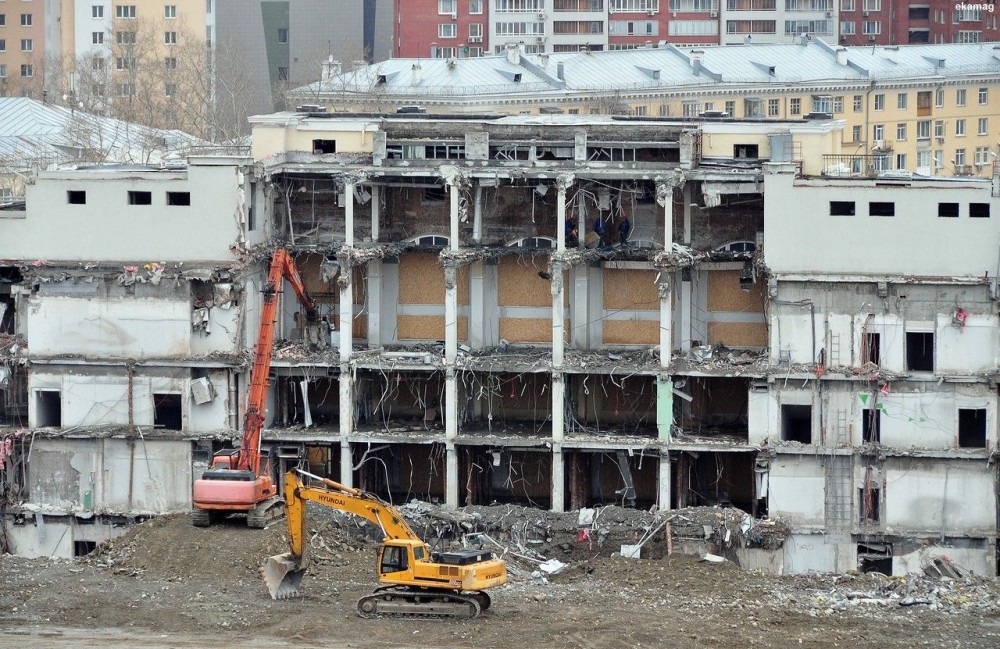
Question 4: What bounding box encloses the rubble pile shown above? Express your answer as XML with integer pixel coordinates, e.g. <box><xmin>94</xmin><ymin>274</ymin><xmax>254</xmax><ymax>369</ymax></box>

<box><xmin>777</xmin><ymin>563</ymin><xmax>1000</xmax><ymax>616</ymax></box>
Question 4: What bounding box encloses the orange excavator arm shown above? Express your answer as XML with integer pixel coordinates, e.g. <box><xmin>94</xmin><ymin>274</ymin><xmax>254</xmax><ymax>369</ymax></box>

<box><xmin>236</xmin><ymin>249</ymin><xmax>316</xmax><ymax>475</ymax></box>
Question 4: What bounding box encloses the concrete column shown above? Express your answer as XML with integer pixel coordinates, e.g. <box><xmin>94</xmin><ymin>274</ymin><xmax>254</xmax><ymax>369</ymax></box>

<box><xmin>552</xmin><ymin>372</ymin><xmax>565</xmax><ymax>442</ymax></box>
<box><xmin>656</xmin><ymin>376</ymin><xmax>673</xmax><ymax>441</ymax></box>
<box><xmin>445</xmin><ymin>266</ymin><xmax>458</xmax><ymax>364</ymax></box>
<box><xmin>551</xmin><ymin>444</ymin><xmax>565</xmax><ymax>513</ymax></box>
<box><xmin>344</xmin><ymin>181</ymin><xmax>355</xmax><ymax>247</ymax></box>
<box><xmin>660</xmin><ymin>181</ymin><xmax>674</xmax><ymax>248</ymax></box>
<box><xmin>445</xmin><ymin>368</ymin><xmax>458</xmax><ymax>441</ymax></box>
<box><xmin>682</xmin><ymin>182</ymin><xmax>693</xmax><ymax>245</ymax></box>
<box><xmin>556</xmin><ymin>180</ymin><xmax>567</xmax><ymax>253</ymax></box>
<box><xmin>470</xmin><ymin>261</ymin><xmax>485</xmax><ymax>348</ymax></box>
<box><xmin>339</xmin><ymin>423</ymin><xmax>353</xmax><ymax>489</ymax></box>
<box><xmin>445</xmin><ymin>442</ymin><xmax>459</xmax><ymax>508</ymax></box>
<box><xmin>657</xmin><ymin>452</ymin><xmax>671</xmax><ymax>512</ymax></box>
<box><xmin>659</xmin><ymin>276</ymin><xmax>672</xmax><ymax>368</ymax></box>
<box><xmin>551</xmin><ymin>263</ymin><xmax>565</xmax><ymax>368</ymax></box>
<box><xmin>339</xmin><ymin>266</ymin><xmax>352</xmax><ymax>362</ymax></box>
<box><xmin>367</xmin><ymin>260</ymin><xmax>382</xmax><ymax>347</ymax></box>
<box><xmin>370</xmin><ymin>184</ymin><xmax>380</xmax><ymax>242</ymax></box>
<box><xmin>473</xmin><ymin>183</ymin><xmax>482</xmax><ymax>243</ymax></box>
<box><xmin>449</xmin><ymin>181</ymin><xmax>460</xmax><ymax>250</ymax></box>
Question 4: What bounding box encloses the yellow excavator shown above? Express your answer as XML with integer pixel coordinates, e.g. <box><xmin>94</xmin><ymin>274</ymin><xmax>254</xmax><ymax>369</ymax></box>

<box><xmin>263</xmin><ymin>469</ymin><xmax>507</xmax><ymax>619</ymax></box>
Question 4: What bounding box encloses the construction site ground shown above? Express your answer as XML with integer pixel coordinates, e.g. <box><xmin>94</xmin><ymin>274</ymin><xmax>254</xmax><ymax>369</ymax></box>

<box><xmin>2</xmin><ymin>507</ymin><xmax>1000</xmax><ymax>649</ymax></box>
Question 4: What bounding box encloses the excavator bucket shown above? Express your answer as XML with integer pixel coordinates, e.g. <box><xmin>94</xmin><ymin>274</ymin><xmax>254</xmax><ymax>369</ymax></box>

<box><xmin>263</xmin><ymin>553</ymin><xmax>306</xmax><ymax>600</ymax></box>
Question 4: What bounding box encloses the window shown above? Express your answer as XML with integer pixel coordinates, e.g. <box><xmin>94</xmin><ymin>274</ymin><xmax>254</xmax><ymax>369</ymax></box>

<box><xmin>938</xmin><ymin>202</ymin><xmax>959</xmax><ymax>218</ymax></box>
<box><xmin>862</xmin><ymin>20</ymin><xmax>880</xmax><ymax>34</ymax></box>
<box><xmin>958</xmin><ymin>409</ymin><xmax>987</xmax><ymax>448</ymax></box>
<box><xmin>20</xmin><ymin>14</ymin><xmax>31</xmax><ymax>27</ymax></box>
<box><xmin>128</xmin><ymin>190</ymin><xmax>151</xmax><ymax>205</ymax></box>
<box><xmin>165</xmin><ymin>56</ymin><xmax>177</xmax><ymax>69</ymax></box>
<box><xmin>277</xmin><ymin>66</ymin><xmax>288</xmax><ymax>80</ymax></box>
<box><xmin>916</xmin><ymin>120</ymin><xmax>930</xmax><ymax>140</ymax></box>
<box><xmin>849</xmin><ymin>125</ymin><xmax>860</xmax><ymax>142</ymax></box>
<box><xmin>979</xmin><ymin>87</ymin><xmax>988</xmax><ymax>105</ymax></box>
<box><xmin>970</xmin><ymin>203</ymin><xmax>990</xmax><ymax>218</ymax></box>
<box><xmin>895</xmin><ymin>153</ymin><xmax>906</xmax><ymax>169</ymax></box>
<box><xmin>833</xmin><ymin>96</ymin><xmax>844</xmax><ymax>113</ymax></box>
<box><xmin>841</xmin><ymin>20</ymin><xmax>855</xmax><ymax>34</ymax></box>
<box><xmin>905</xmin><ymin>332</ymin><xmax>934</xmax><ymax>372</ymax></box>
<box><xmin>868</xmin><ymin>201</ymin><xmax>894</xmax><ymax>216</ymax></box>
<box><xmin>115</xmin><ymin>5</ymin><xmax>136</xmax><ymax>19</ymax></box>
<box><xmin>873</xmin><ymin>93</ymin><xmax>884</xmax><ymax>111</ymax></box>
<box><xmin>35</xmin><ymin>391</ymin><xmax>62</xmax><ymax>427</ymax></box>
<box><xmin>117</xmin><ymin>83</ymin><xmax>135</xmax><ymax>97</ymax></box>
<box><xmin>164</xmin><ymin>31</ymin><xmax>177</xmax><ymax>44</ymax></box>
<box><xmin>956</xmin><ymin>88</ymin><xmax>966</xmax><ymax>106</ymax></box>
<box><xmin>167</xmin><ymin>191</ymin><xmax>190</xmax><ymax>206</ymax></box>
<box><xmin>725</xmin><ymin>100</ymin><xmax>735</xmax><ymax>116</ymax></box>
<box><xmin>439</xmin><ymin>23</ymin><xmax>456</xmax><ymax>38</ymax></box>
<box><xmin>830</xmin><ymin>201</ymin><xmax>855</xmax><ymax>215</ymax></box>
<box><xmin>978</xmin><ymin>118</ymin><xmax>988</xmax><ymax>136</ymax></box>
<box><xmin>470</xmin><ymin>0</ymin><xmax>484</xmax><ymax>12</ymax></box>
<box><xmin>67</xmin><ymin>191</ymin><xmax>87</xmax><ymax>205</ymax></box>
<box><xmin>841</xmin><ymin>0</ymin><xmax>855</xmax><ymax>9</ymax></box>
<box><xmin>934</xmin><ymin>120</ymin><xmax>944</xmax><ymax>139</ymax></box>
<box><xmin>153</xmin><ymin>394</ymin><xmax>182</xmax><ymax>430</ymax></box>
<box><xmin>92</xmin><ymin>5</ymin><xmax>104</xmax><ymax>18</ymax></box>
<box><xmin>935</xmin><ymin>87</ymin><xmax>944</xmax><ymax>107</ymax></box>
<box><xmin>164</xmin><ymin>5</ymin><xmax>177</xmax><ymax>18</ymax></box>
<box><xmin>92</xmin><ymin>32</ymin><xmax>104</xmax><ymax>44</ymax></box>
<box><xmin>312</xmin><ymin>139</ymin><xmax>336</xmax><ymax>154</ymax></box>
<box><xmin>864</xmin><ymin>331</ymin><xmax>880</xmax><ymax>365</ymax></box>
<box><xmin>20</xmin><ymin>64</ymin><xmax>32</xmax><ymax>77</ymax></box>
<box><xmin>744</xmin><ymin>98</ymin><xmax>763</xmax><ymax>118</ymax></box>
<box><xmin>859</xmin><ymin>487</ymin><xmax>880</xmax><ymax>523</ymax></box>
<box><xmin>896</xmin><ymin>92</ymin><xmax>907</xmax><ymax>110</ymax></box>
<box><xmin>733</xmin><ymin>144</ymin><xmax>759</xmax><ymax>158</ymax></box>
<box><xmin>20</xmin><ymin>39</ymin><xmax>31</xmax><ymax>52</ymax></box>
<box><xmin>165</xmin><ymin>82</ymin><xmax>176</xmax><ymax>97</ymax></box>
<box><xmin>853</xmin><ymin>95</ymin><xmax>862</xmax><ymax>112</ymax></box>
<box><xmin>862</xmin><ymin>408</ymin><xmax>880</xmax><ymax>444</ymax></box>
<box><xmin>0</xmin><ymin>15</ymin><xmax>5</xmax><ymax>28</ymax></box>
<box><xmin>439</xmin><ymin>0</ymin><xmax>457</xmax><ymax>13</ymax></box>
<box><xmin>862</xmin><ymin>0</ymin><xmax>881</xmax><ymax>10</ymax></box>
<box><xmin>470</xmin><ymin>23</ymin><xmax>483</xmax><ymax>39</ymax></box>
<box><xmin>277</xmin><ymin>27</ymin><xmax>288</xmax><ymax>43</ymax></box>
<box><xmin>956</xmin><ymin>119</ymin><xmax>966</xmax><ymax>136</ymax></box>
<box><xmin>206</xmin><ymin>0</ymin><xmax>213</xmax><ymax>13</ymax></box>
<box><xmin>115</xmin><ymin>56</ymin><xmax>135</xmax><ymax>70</ymax></box>
<box><xmin>781</xmin><ymin>405</ymin><xmax>812</xmax><ymax>444</ymax></box>
<box><xmin>975</xmin><ymin>146</ymin><xmax>990</xmax><ymax>165</ymax></box>
<box><xmin>92</xmin><ymin>57</ymin><xmax>105</xmax><ymax>70</ymax></box>
<box><xmin>896</xmin><ymin>123</ymin><xmax>906</xmax><ymax>140</ymax></box>
<box><xmin>789</xmin><ymin>97</ymin><xmax>801</xmax><ymax>115</ymax></box>
<box><xmin>934</xmin><ymin>149</ymin><xmax>944</xmax><ymax>168</ymax></box>
<box><xmin>872</xmin><ymin>123</ymin><xmax>884</xmax><ymax>140</ymax></box>
<box><xmin>768</xmin><ymin>98</ymin><xmax>780</xmax><ymax>116</ymax></box>
<box><xmin>956</xmin><ymin>148</ymin><xmax>966</xmax><ymax>165</ymax></box>
<box><xmin>0</xmin><ymin>40</ymin><xmax>5</xmax><ymax>52</ymax></box>
<box><xmin>116</xmin><ymin>31</ymin><xmax>136</xmax><ymax>44</ymax></box>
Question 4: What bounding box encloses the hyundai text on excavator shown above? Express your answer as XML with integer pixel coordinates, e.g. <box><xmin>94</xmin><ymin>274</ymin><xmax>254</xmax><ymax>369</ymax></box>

<box><xmin>263</xmin><ymin>469</ymin><xmax>507</xmax><ymax>619</ymax></box>
<box><xmin>191</xmin><ymin>249</ymin><xmax>316</xmax><ymax>527</ymax></box>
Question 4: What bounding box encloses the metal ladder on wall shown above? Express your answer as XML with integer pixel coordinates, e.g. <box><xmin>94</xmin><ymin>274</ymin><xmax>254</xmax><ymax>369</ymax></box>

<box><xmin>824</xmin><ymin>455</ymin><xmax>854</xmax><ymax>536</ymax></box>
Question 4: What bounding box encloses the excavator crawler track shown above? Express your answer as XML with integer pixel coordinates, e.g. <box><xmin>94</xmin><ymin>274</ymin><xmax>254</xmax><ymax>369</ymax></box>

<box><xmin>191</xmin><ymin>509</ymin><xmax>211</xmax><ymax>527</ymax></box>
<box><xmin>356</xmin><ymin>587</ymin><xmax>481</xmax><ymax>620</ymax></box>
<box><xmin>247</xmin><ymin>497</ymin><xmax>285</xmax><ymax>528</ymax></box>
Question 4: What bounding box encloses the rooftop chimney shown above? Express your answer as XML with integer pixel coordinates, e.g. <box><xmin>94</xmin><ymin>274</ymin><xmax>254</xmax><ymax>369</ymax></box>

<box><xmin>321</xmin><ymin>56</ymin><xmax>341</xmax><ymax>82</ymax></box>
<box><xmin>835</xmin><ymin>47</ymin><xmax>848</xmax><ymax>66</ymax></box>
<box><xmin>539</xmin><ymin>53</ymin><xmax>550</xmax><ymax>68</ymax></box>
<box><xmin>884</xmin><ymin>46</ymin><xmax>899</xmax><ymax>64</ymax></box>
<box><xmin>506</xmin><ymin>43</ymin><xmax>520</xmax><ymax>66</ymax></box>
<box><xmin>411</xmin><ymin>63</ymin><xmax>422</xmax><ymax>86</ymax></box>
<box><xmin>690</xmin><ymin>50</ymin><xmax>704</xmax><ymax>75</ymax></box>
<box><xmin>556</xmin><ymin>62</ymin><xmax>565</xmax><ymax>80</ymax></box>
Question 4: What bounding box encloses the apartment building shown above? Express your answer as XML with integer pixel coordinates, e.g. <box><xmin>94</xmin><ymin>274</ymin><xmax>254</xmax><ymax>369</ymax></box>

<box><xmin>394</xmin><ymin>0</ymin><xmax>489</xmax><ymax>58</ymax></box>
<box><xmin>3</xmin><ymin>106</ymin><xmax>996</xmax><ymax>576</ymax></box>
<box><xmin>0</xmin><ymin>0</ymin><xmax>57</xmax><ymax>98</ymax></box>
<box><xmin>293</xmin><ymin>40</ymin><xmax>1000</xmax><ymax>180</ymax></box>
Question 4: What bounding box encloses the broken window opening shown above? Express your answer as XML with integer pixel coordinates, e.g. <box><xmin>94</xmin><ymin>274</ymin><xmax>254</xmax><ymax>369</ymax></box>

<box><xmin>868</xmin><ymin>201</ymin><xmax>895</xmax><ymax>217</ymax></box>
<box><xmin>312</xmin><ymin>139</ymin><xmax>336</xmax><ymax>154</ymax></box>
<box><xmin>958</xmin><ymin>408</ymin><xmax>987</xmax><ymax>448</ymax></box>
<box><xmin>970</xmin><ymin>202</ymin><xmax>990</xmax><ymax>218</ymax></box>
<box><xmin>35</xmin><ymin>390</ymin><xmax>61</xmax><ymax>427</ymax></box>
<box><xmin>74</xmin><ymin>540</ymin><xmax>97</xmax><ymax>556</ymax></box>
<box><xmin>153</xmin><ymin>393</ymin><xmax>182</xmax><ymax>430</ymax></box>
<box><xmin>862</xmin><ymin>408</ymin><xmax>881</xmax><ymax>444</ymax></box>
<box><xmin>166</xmin><ymin>191</ymin><xmax>191</xmax><ymax>206</ymax></box>
<box><xmin>864</xmin><ymin>332</ymin><xmax>881</xmax><ymax>366</ymax></box>
<box><xmin>905</xmin><ymin>331</ymin><xmax>934</xmax><ymax>372</ymax></box>
<box><xmin>128</xmin><ymin>190</ymin><xmax>152</xmax><ymax>205</ymax></box>
<box><xmin>280</xmin><ymin>377</ymin><xmax>339</xmax><ymax>427</ymax></box>
<box><xmin>859</xmin><ymin>486</ymin><xmax>881</xmax><ymax>523</ymax></box>
<box><xmin>733</xmin><ymin>144</ymin><xmax>759</xmax><ymax>159</ymax></box>
<box><xmin>67</xmin><ymin>190</ymin><xmax>87</xmax><ymax>204</ymax></box>
<box><xmin>937</xmin><ymin>202</ymin><xmax>959</xmax><ymax>218</ymax></box>
<box><xmin>780</xmin><ymin>404</ymin><xmax>812</xmax><ymax>444</ymax></box>
<box><xmin>829</xmin><ymin>201</ymin><xmax>855</xmax><ymax>216</ymax></box>
<box><xmin>857</xmin><ymin>542</ymin><xmax>892</xmax><ymax>575</ymax></box>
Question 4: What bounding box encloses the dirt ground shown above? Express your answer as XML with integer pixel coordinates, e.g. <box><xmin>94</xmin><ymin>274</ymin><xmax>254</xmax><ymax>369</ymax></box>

<box><xmin>2</xmin><ymin>511</ymin><xmax>1000</xmax><ymax>649</ymax></box>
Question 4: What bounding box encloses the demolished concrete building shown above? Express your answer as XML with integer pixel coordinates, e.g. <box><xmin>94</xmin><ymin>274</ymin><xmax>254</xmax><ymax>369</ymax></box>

<box><xmin>0</xmin><ymin>110</ymin><xmax>997</xmax><ymax>578</ymax></box>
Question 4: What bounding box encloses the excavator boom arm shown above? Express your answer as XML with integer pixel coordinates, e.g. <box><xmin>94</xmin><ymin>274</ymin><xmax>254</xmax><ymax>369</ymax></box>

<box><xmin>237</xmin><ymin>250</ymin><xmax>315</xmax><ymax>474</ymax></box>
<box><xmin>283</xmin><ymin>470</ymin><xmax>421</xmax><ymax>564</ymax></box>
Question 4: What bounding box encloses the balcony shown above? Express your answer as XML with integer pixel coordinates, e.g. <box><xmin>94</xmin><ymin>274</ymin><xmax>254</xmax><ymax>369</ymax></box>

<box><xmin>821</xmin><ymin>153</ymin><xmax>895</xmax><ymax>177</ymax></box>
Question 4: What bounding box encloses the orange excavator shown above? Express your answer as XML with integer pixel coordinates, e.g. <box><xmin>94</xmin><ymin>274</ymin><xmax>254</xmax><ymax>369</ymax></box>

<box><xmin>192</xmin><ymin>249</ymin><xmax>315</xmax><ymax>527</ymax></box>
